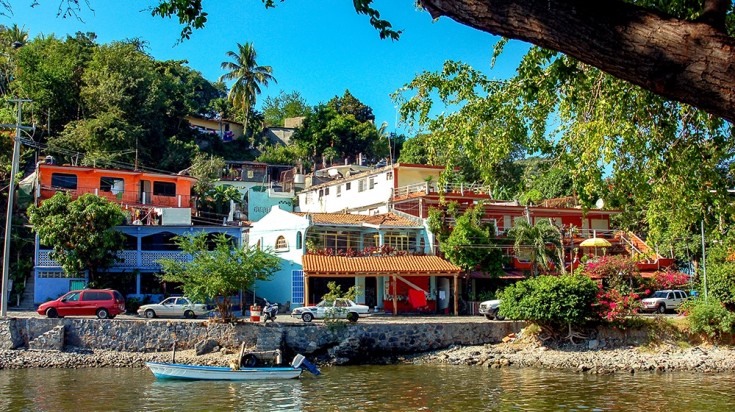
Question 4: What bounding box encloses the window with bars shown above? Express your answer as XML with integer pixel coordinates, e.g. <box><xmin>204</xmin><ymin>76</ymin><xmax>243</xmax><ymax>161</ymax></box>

<box><xmin>292</xmin><ymin>270</ymin><xmax>304</xmax><ymax>305</ymax></box>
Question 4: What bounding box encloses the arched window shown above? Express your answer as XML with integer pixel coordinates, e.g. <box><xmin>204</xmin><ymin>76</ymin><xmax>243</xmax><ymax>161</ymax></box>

<box><xmin>296</xmin><ymin>232</ymin><xmax>303</xmax><ymax>250</ymax></box>
<box><xmin>275</xmin><ymin>235</ymin><xmax>288</xmax><ymax>251</ymax></box>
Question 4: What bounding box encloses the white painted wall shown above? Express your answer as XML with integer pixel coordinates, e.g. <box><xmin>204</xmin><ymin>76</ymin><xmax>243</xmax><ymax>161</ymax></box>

<box><xmin>297</xmin><ymin>169</ymin><xmax>394</xmax><ymax>213</ymax></box>
<box><xmin>248</xmin><ymin>206</ymin><xmax>310</xmax><ymax>306</ymax></box>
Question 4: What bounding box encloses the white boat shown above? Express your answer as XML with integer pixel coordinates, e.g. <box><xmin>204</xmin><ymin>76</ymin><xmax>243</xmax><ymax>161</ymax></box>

<box><xmin>145</xmin><ymin>354</ymin><xmax>320</xmax><ymax>381</ymax></box>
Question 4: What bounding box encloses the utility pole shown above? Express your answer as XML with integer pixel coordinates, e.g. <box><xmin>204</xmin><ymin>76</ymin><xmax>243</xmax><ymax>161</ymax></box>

<box><xmin>2</xmin><ymin>98</ymin><xmax>32</xmax><ymax>317</ymax></box>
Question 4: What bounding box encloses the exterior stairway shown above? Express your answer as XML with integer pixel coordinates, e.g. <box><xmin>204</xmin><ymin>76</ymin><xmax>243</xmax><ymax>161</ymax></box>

<box><xmin>14</xmin><ymin>274</ymin><xmax>36</xmax><ymax>310</ymax></box>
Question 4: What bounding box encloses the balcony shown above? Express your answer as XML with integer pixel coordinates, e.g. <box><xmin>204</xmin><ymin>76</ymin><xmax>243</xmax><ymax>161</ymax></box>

<box><xmin>37</xmin><ymin>250</ymin><xmax>192</xmax><ymax>271</ymax></box>
<box><xmin>40</xmin><ymin>185</ymin><xmax>195</xmax><ymax>210</ymax></box>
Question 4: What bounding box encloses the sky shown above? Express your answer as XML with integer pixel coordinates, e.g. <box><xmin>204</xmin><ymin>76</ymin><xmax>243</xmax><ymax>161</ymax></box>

<box><xmin>6</xmin><ymin>0</ymin><xmax>528</xmax><ymax>135</ymax></box>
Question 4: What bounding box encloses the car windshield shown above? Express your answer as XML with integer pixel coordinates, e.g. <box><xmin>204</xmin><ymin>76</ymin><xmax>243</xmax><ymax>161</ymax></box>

<box><xmin>651</xmin><ymin>291</ymin><xmax>668</xmax><ymax>298</ymax></box>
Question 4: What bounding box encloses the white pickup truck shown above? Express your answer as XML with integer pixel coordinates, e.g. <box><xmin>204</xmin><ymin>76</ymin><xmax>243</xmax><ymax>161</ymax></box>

<box><xmin>641</xmin><ymin>290</ymin><xmax>688</xmax><ymax>313</ymax></box>
<box><xmin>478</xmin><ymin>299</ymin><xmax>505</xmax><ymax>320</ymax></box>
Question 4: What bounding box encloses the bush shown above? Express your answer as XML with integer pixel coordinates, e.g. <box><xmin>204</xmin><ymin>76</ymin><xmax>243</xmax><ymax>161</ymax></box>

<box><xmin>681</xmin><ymin>298</ymin><xmax>735</xmax><ymax>342</ymax></box>
<box><xmin>498</xmin><ymin>274</ymin><xmax>599</xmax><ymax>328</ymax></box>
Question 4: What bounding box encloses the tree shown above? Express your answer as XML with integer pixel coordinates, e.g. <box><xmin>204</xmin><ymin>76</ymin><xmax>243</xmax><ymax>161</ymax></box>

<box><xmin>261</xmin><ymin>90</ymin><xmax>311</xmax><ymax>127</ymax></box>
<box><xmin>157</xmin><ymin>232</ymin><xmax>281</xmax><ymax>321</ymax></box>
<box><xmin>27</xmin><ymin>192</ymin><xmax>126</xmax><ymax>284</ymax></box>
<box><xmin>498</xmin><ymin>273</ymin><xmax>599</xmax><ymax>342</ymax></box>
<box><xmin>219</xmin><ymin>42</ymin><xmax>276</xmax><ymax>134</ymax></box>
<box><xmin>506</xmin><ymin>217</ymin><xmax>562</xmax><ymax>276</ymax></box>
<box><xmin>428</xmin><ymin>202</ymin><xmax>504</xmax><ymax>277</ymax></box>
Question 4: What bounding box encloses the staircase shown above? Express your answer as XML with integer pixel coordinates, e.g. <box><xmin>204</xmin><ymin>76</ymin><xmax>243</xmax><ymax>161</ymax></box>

<box><xmin>14</xmin><ymin>275</ymin><xmax>36</xmax><ymax>310</ymax></box>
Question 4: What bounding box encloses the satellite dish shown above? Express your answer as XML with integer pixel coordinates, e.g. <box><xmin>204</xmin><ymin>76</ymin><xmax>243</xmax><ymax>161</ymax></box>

<box><xmin>595</xmin><ymin>198</ymin><xmax>605</xmax><ymax>209</ymax></box>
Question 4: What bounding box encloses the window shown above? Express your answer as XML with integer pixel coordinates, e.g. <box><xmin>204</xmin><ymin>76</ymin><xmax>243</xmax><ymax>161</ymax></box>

<box><xmin>318</xmin><ymin>189</ymin><xmax>324</xmax><ymax>198</ymax></box>
<box><xmin>346</xmin><ymin>182</ymin><xmax>351</xmax><ymax>191</ymax></box>
<box><xmin>336</xmin><ymin>185</ymin><xmax>342</xmax><ymax>197</ymax></box>
<box><xmin>100</xmin><ymin>177</ymin><xmax>125</xmax><ymax>194</ymax></box>
<box><xmin>141</xmin><ymin>232</ymin><xmax>180</xmax><ymax>251</ymax></box>
<box><xmin>153</xmin><ymin>181</ymin><xmax>176</xmax><ymax>197</ymax></box>
<box><xmin>275</xmin><ymin>235</ymin><xmax>288</xmax><ymax>251</ymax></box>
<box><xmin>386</xmin><ymin>171</ymin><xmax>393</xmax><ymax>181</ymax></box>
<box><xmin>369</xmin><ymin>177</ymin><xmax>376</xmax><ymax>190</ymax></box>
<box><xmin>296</xmin><ymin>232</ymin><xmax>303</xmax><ymax>249</ymax></box>
<box><xmin>51</xmin><ymin>173</ymin><xmax>78</xmax><ymax>190</ymax></box>
<box><xmin>358</xmin><ymin>179</ymin><xmax>366</xmax><ymax>192</ymax></box>
<box><xmin>324</xmin><ymin>187</ymin><xmax>330</xmax><ymax>196</ymax></box>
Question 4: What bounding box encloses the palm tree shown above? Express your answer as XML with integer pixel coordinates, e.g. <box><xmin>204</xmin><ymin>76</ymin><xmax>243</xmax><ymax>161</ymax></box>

<box><xmin>219</xmin><ymin>42</ymin><xmax>276</xmax><ymax>136</ymax></box>
<box><xmin>507</xmin><ymin>218</ymin><xmax>562</xmax><ymax>276</ymax></box>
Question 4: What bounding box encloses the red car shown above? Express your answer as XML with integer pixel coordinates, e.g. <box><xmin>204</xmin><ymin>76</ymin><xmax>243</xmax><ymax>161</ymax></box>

<box><xmin>37</xmin><ymin>289</ymin><xmax>126</xmax><ymax>319</ymax></box>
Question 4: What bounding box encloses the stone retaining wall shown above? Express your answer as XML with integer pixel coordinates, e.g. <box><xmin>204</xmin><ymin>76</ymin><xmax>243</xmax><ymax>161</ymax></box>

<box><xmin>0</xmin><ymin>318</ymin><xmax>524</xmax><ymax>363</ymax></box>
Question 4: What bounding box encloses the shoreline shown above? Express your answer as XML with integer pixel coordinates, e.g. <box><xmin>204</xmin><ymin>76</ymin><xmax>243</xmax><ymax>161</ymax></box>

<box><xmin>3</xmin><ymin>341</ymin><xmax>735</xmax><ymax>374</ymax></box>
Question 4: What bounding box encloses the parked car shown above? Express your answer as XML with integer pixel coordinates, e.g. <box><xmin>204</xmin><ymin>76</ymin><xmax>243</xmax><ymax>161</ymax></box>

<box><xmin>291</xmin><ymin>298</ymin><xmax>370</xmax><ymax>323</ymax></box>
<box><xmin>641</xmin><ymin>290</ymin><xmax>688</xmax><ymax>313</ymax></box>
<box><xmin>37</xmin><ymin>289</ymin><xmax>126</xmax><ymax>319</ymax></box>
<box><xmin>479</xmin><ymin>299</ymin><xmax>505</xmax><ymax>320</ymax></box>
<box><xmin>137</xmin><ymin>297</ymin><xmax>210</xmax><ymax>319</ymax></box>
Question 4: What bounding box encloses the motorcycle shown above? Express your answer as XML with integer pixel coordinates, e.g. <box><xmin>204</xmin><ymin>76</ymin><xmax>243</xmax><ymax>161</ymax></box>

<box><xmin>262</xmin><ymin>299</ymin><xmax>279</xmax><ymax>323</ymax></box>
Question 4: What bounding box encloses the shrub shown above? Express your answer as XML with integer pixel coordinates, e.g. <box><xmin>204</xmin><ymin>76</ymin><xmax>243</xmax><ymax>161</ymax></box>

<box><xmin>596</xmin><ymin>288</ymin><xmax>642</xmax><ymax>327</ymax></box>
<box><xmin>652</xmin><ymin>269</ymin><xmax>690</xmax><ymax>290</ymax></box>
<box><xmin>498</xmin><ymin>274</ymin><xmax>599</xmax><ymax>329</ymax></box>
<box><xmin>681</xmin><ymin>298</ymin><xmax>735</xmax><ymax>342</ymax></box>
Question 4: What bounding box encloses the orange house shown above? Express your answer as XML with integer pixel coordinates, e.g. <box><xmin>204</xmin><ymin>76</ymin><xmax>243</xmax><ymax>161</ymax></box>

<box><xmin>36</xmin><ymin>163</ymin><xmax>197</xmax><ymax>210</ymax></box>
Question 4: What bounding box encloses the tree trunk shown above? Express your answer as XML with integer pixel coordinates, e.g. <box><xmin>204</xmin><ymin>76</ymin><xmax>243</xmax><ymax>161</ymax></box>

<box><xmin>419</xmin><ymin>0</ymin><xmax>735</xmax><ymax>123</ymax></box>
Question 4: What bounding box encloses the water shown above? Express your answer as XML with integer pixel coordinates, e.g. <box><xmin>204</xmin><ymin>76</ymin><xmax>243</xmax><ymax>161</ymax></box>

<box><xmin>1</xmin><ymin>365</ymin><xmax>734</xmax><ymax>411</ymax></box>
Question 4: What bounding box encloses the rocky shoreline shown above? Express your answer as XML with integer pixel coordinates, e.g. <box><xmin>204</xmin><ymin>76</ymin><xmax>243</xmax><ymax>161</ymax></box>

<box><xmin>3</xmin><ymin>338</ymin><xmax>735</xmax><ymax>374</ymax></box>
<box><xmin>408</xmin><ymin>332</ymin><xmax>735</xmax><ymax>374</ymax></box>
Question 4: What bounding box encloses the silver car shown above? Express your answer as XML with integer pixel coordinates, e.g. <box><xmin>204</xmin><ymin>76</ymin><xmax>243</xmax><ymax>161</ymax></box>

<box><xmin>291</xmin><ymin>298</ymin><xmax>370</xmax><ymax>323</ymax></box>
<box><xmin>479</xmin><ymin>299</ymin><xmax>505</xmax><ymax>320</ymax></box>
<box><xmin>138</xmin><ymin>297</ymin><xmax>210</xmax><ymax>319</ymax></box>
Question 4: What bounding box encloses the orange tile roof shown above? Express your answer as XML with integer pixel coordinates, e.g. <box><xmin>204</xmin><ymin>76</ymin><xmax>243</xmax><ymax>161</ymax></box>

<box><xmin>303</xmin><ymin>255</ymin><xmax>461</xmax><ymax>276</ymax></box>
<box><xmin>293</xmin><ymin>212</ymin><xmax>421</xmax><ymax>227</ymax></box>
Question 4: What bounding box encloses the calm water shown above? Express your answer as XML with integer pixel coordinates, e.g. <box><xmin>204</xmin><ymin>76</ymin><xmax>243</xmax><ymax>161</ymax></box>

<box><xmin>0</xmin><ymin>365</ymin><xmax>733</xmax><ymax>411</ymax></box>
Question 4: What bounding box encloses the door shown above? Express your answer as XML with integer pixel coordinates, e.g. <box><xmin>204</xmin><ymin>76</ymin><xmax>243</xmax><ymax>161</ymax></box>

<box><xmin>140</xmin><ymin>180</ymin><xmax>152</xmax><ymax>204</ymax></box>
<box><xmin>437</xmin><ymin>278</ymin><xmax>450</xmax><ymax>313</ymax></box>
<box><xmin>57</xmin><ymin>291</ymin><xmax>82</xmax><ymax>316</ymax></box>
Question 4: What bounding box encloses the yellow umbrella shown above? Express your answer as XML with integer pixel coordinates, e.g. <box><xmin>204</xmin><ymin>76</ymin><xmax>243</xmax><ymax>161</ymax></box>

<box><xmin>579</xmin><ymin>238</ymin><xmax>612</xmax><ymax>248</ymax></box>
<box><xmin>579</xmin><ymin>237</ymin><xmax>611</xmax><ymax>256</ymax></box>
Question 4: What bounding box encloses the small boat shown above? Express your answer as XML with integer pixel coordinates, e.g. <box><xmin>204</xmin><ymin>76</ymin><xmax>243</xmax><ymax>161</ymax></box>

<box><xmin>146</xmin><ymin>354</ymin><xmax>320</xmax><ymax>381</ymax></box>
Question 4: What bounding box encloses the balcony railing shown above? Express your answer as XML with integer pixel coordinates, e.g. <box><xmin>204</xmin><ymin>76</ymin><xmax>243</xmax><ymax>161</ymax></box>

<box><xmin>40</xmin><ymin>185</ymin><xmax>195</xmax><ymax>209</ymax></box>
<box><xmin>392</xmin><ymin>182</ymin><xmax>495</xmax><ymax>199</ymax></box>
<box><xmin>37</xmin><ymin>250</ymin><xmax>192</xmax><ymax>270</ymax></box>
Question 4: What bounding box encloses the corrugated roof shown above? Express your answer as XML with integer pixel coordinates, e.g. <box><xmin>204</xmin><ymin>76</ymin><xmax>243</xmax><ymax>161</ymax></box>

<box><xmin>303</xmin><ymin>255</ymin><xmax>461</xmax><ymax>276</ymax></box>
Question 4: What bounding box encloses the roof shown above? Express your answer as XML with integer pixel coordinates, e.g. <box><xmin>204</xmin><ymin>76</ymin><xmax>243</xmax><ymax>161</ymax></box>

<box><xmin>302</xmin><ymin>255</ymin><xmax>462</xmax><ymax>277</ymax></box>
<box><xmin>293</xmin><ymin>212</ymin><xmax>422</xmax><ymax>228</ymax></box>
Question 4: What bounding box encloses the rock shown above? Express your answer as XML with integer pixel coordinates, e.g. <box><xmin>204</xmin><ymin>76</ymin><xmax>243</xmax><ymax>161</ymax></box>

<box><xmin>195</xmin><ymin>339</ymin><xmax>219</xmax><ymax>356</ymax></box>
<box><xmin>588</xmin><ymin>339</ymin><xmax>598</xmax><ymax>350</ymax></box>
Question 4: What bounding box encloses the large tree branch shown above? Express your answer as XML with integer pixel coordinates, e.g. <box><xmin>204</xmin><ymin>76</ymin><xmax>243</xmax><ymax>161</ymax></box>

<box><xmin>420</xmin><ymin>0</ymin><xmax>735</xmax><ymax>123</ymax></box>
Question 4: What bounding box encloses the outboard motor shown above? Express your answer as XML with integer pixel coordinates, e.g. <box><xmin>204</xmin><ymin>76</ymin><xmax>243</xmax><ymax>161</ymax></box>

<box><xmin>262</xmin><ymin>299</ymin><xmax>279</xmax><ymax>323</ymax></box>
<box><xmin>291</xmin><ymin>354</ymin><xmax>321</xmax><ymax>376</ymax></box>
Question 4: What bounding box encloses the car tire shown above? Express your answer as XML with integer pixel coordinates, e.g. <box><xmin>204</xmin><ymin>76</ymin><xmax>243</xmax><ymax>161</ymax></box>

<box><xmin>184</xmin><ymin>310</ymin><xmax>195</xmax><ymax>319</ymax></box>
<box><xmin>657</xmin><ymin>304</ymin><xmax>666</xmax><ymax>314</ymax></box>
<box><xmin>347</xmin><ymin>312</ymin><xmax>359</xmax><ymax>323</ymax></box>
<box><xmin>302</xmin><ymin>312</ymin><xmax>314</xmax><ymax>323</ymax></box>
<box><xmin>493</xmin><ymin>309</ymin><xmax>505</xmax><ymax>321</ymax></box>
<box><xmin>96</xmin><ymin>308</ymin><xmax>110</xmax><ymax>319</ymax></box>
<box><xmin>46</xmin><ymin>308</ymin><xmax>58</xmax><ymax>319</ymax></box>
<box><xmin>145</xmin><ymin>309</ymin><xmax>156</xmax><ymax>319</ymax></box>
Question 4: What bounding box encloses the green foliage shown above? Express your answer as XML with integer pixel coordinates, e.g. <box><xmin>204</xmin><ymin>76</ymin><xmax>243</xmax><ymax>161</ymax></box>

<box><xmin>256</xmin><ymin>143</ymin><xmax>305</xmax><ymax>166</ymax></box>
<box><xmin>681</xmin><ymin>298</ymin><xmax>735</xmax><ymax>342</ymax></box>
<box><xmin>27</xmin><ymin>192</ymin><xmax>126</xmax><ymax>282</ymax></box>
<box><xmin>189</xmin><ymin>153</ymin><xmax>226</xmax><ymax>195</ymax></box>
<box><xmin>583</xmin><ymin>255</ymin><xmax>642</xmax><ymax>291</ymax></box>
<box><xmin>439</xmin><ymin>203</ymin><xmax>504</xmax><ymax>276</ymax></box>
<box><xmin>157</xmin><ymin>232</ymin><xmax>281</xmax><ymax>321</ymax></box>
<box><xmin>700</xmin><ymin>231</ymin><xmax>735</xmax><ymax>307</ymax></box>
<box><xmin>320</xmin><ymin>281</ymin><xmax>359</xmax><ymax>325</ymax></box>
<box><xmin>261</xmin><ymin>90</ymin><xmax>311</xmax><ymax>127</ymax></box>
<box><xmin>507</xmin><ymin>218</ymin><xmax>562</xmax><ymax>275</ymax></box>
<box><xmin>219</xmin><ymin>42</ymin><xmax>276</xmax><ymax>132</ymax></box>
<box><xmin>292</xmin><ymin>91</ymin><xmax>382</xmax><ymax>169</ymax></box>
<box><xmin>395</xmin><ymin>50</ymin><xmax>734</xmax><ymax>256</ymax></box>
<box><xmin>498</xmin><ymin>274</ymin><xmax>599</xmax><ymax>328</ymax></box>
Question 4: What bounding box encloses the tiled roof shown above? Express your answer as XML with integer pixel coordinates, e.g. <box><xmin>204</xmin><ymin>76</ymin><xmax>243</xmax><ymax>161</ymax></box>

<box><xmin>303</xmin><ymin>255</ymin><xmax>461</xmax><ymax>276</ymax></box>
<box><xmin>293</xmin><ymin>212</ymin><xmax>421</xmax><ymax>227</ymax></box>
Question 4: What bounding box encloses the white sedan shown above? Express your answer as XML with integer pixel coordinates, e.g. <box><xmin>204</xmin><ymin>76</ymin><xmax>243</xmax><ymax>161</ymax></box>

<box><xmin>291</xmin><ymin>298</ymin><xmax>370</xmax><ymax>323</ymax></box>
<box><xmin>137</xmin><ymin>297</ymin><xmax>210</xmax><ymax>319</ymax></box>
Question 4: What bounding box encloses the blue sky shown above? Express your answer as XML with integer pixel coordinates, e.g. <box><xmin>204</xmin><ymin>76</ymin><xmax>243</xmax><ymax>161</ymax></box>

<box><xmin>7</xmin><ymin>1</ymin><xmax>528</xmax><ymax>135</ymax></box>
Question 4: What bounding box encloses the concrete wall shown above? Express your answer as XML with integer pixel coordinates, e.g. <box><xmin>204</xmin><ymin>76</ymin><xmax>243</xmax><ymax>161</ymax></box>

<box><xmin>0</xmin><ymin>318</ymin><xmax>524</xmax><ymax>364</ymax></box>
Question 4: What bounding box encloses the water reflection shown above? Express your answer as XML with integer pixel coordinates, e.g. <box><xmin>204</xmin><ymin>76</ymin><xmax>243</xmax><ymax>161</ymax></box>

<box><xmin>0</xmin><ymin>365</ymin><xmax>734</xmax><ymax>411</ymax></box>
